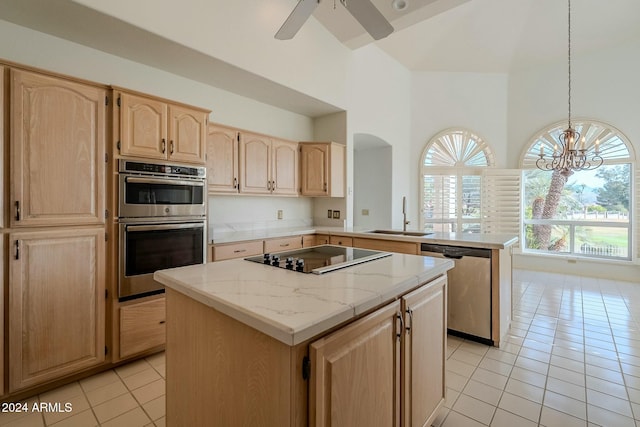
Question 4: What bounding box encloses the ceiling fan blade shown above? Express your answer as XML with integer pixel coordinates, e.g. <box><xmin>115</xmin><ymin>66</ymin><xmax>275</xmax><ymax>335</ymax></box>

<box><xmin>342</xmin><ymin>0</ymin><xmax>394</xmax><ymax>40</ymax></box>
<box><xmin>275</xmin><ymin>0</ymin><xmax>320</xmax><ymax>40</ymax></box>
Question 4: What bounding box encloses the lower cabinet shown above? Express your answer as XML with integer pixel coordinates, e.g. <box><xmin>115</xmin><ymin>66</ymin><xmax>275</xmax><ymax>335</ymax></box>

<box><xmin>310</xmin><ymin>275</ymin><xmax>447</xmax><ymax>427</ymax></box>
<box><xmin>119</xmin><ymin>297</ymin><xmax>166</xmax><ymax>359</ymax></box>
<box><xmin>9</xmin><ymin>228</ymin><xmax>106</xmax><ymax>392</ymax></box>
<box><xmin>329</xmin><ymin>235</ymin><xmax>352</xmax><ymax>247</ymax></box>
<box><xmin>165</xmin><ymin>275</ymin><xmax>447</xmax><ymax>427</ymax></box>
<box><xmin>353</xmin><ymin>237</ymin><xmax>419</xmax><ymax>255</ymax></box>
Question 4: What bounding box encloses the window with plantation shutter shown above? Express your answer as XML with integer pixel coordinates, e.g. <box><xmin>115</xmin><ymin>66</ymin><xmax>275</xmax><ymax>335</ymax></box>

<box><xmin>420</xmin><ymin>129</ymin><xmax>496</xmax><ymax>233</ymax></box>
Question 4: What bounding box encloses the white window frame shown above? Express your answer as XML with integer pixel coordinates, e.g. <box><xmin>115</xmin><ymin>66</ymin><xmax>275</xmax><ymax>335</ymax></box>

<box><xmin>519</xmin><ymin>119</ymin><xmax>636</xmax><ymax>261</ymax></box>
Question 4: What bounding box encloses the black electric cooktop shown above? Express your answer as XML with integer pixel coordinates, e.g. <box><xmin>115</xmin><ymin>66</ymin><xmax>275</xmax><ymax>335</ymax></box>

<box><xmin>245</xmin><ymin>245</ymin><xmax>392</xmax><ymax>274</ymax></box>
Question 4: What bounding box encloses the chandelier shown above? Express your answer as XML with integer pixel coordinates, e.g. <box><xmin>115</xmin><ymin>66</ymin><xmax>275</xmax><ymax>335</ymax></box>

<box><xmin>536</xmin><ymin>0</ymin><xmax>603</xmax><ymax>173</ymax></box>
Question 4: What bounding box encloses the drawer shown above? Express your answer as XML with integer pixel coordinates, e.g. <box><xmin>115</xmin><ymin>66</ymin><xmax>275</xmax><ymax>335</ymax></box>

<box><xmin>302</xmin><ymin>234</ymin><xmax>316</xmax><ymax>247</ymax></box>
<box><xmin>120</xmin><ymin>298</ymin><xmax>166</xmax><ymax>359</ymax></box>
<box><xmin>212</xmin><ymin>240</ymin><xmax>263</xmax><ymax>261</ymax></box>
<box><xmin>352</xmin><ymin>238</ymin><xmax>419</xmax><ymax>255</ymax></box>
<box><xmin>315</xmin><ymin>234</ymin><xmax>330</xmax><ymax>245</ymax></box>
<box><xmin>264</xmin><ymin>236</ymin><xmax>303</xmax><ymax>253</ymax></box>
<box><xmin>330</xmin><ymin>235</ymin><xmax>353</xmax><ymax>247</ymax></box>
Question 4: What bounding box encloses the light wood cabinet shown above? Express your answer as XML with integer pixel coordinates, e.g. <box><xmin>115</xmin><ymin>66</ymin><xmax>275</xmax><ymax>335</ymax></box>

<box><xmin>10</xmin><ymin>69</ymin><xmax>106</xmax><ymax>228</ymax></box>
<box><xmin>401</xmin><ymin>276</ymin><xmax>447</xmax><ymax>427</ymax></box>
<box><xmin>119</xmin><ymin>297</ymin><xmax>166</xmax><ymax>359</ymax></box>
<box><xmin>212</xmin><ymin>240</ymin><xmax>264</xmax><ymax>261</ymax></box>
<box><xmin>310</xmin><ymin>301</ymin><xmax>401</xmax><ymax>427</ymax></box>
<box><xmin>264</xmin><ymin>236</ymin><xmax>303</xmax><ymax>253</ymax></box>
<box><xmin>207</xmin><ymin>123</ymin><xmax>239</xmax><ymax>193</ymax></box>
<box><xmin>353</xmin><ymin>237</ymin><xmax>419</xmax><ymax>255</ymax></box>
<box><xmin>314</xmin><ymin>234</ymin><xmax>330</xmax><ymax>245</ymax></box>
<box><xmin>9</xmin><ymin>228</ymin><xmax>106</xmax><ymax>392</ymax></box>
<box><xmin>117</xmin><ymin>90</ymin><xmax>207</xmax><ymax>164</ymax></box>
<box><xmin>299</xmin><ymin>142</ymin><xmax>345</xmax><ymax>197</ymax></box>
<box><xmin>0</xmin><ymin>66</ymin><xmax>4</xmax><ymax>230</ymax></box>
<box><xmin>329</xmin><ymin>235</ymin><xmax>352</xmax><ymax>247</ymax></box>
<box><xmin>239</xmin><ymin>133</ymin><xmax>298</xmax><ymax>196</ymax></box>
<box><xmin>310</xmin><ymin>275</ymin><xmax>447</xmax><ymax>427</ymax></box>
<box><xmin>165</xmin><ymin>273</ymin><xmax>447</xmax><ymax>427</ymax></box>
<box><xmin>302</xmin><ymin>234</ymin><xmax>316</xmax><ymax>247</ymax></box>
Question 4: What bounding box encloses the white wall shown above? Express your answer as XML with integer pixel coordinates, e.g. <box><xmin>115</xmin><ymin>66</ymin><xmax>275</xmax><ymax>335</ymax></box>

<box><xmin>347</xmin><ymin>45</ymin><xmax>412</xmax><ymax>229</ymax></box>
<box><xmin>354</xmin><ymin>145</ymin><xmax>393</xmax><ymax>229</ymax></box>
<box><xmin>507</xmin><ymin>38</ymin><xmax>640</xmax><ymax>167</ymax></box>
<box><xmin>72</xmin><ymin>0</ymin><xmax>352</xmax><ymax>110</ymax></box>
<box><xmin>508</xmin><ymin>38</ymin><xmax>640</xmax><ymax>281</ymax></box>
<box><xmin>410</xmin><ymin>71</ymin><xmax>509</xmax><ymax>229</ymax></box>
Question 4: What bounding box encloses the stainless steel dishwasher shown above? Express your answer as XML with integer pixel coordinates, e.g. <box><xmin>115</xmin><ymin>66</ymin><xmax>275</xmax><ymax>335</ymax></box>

<box><xmin>421</xmin><ymin>243</ymin><xmax>493</xmax><ymax>345</ymax></box>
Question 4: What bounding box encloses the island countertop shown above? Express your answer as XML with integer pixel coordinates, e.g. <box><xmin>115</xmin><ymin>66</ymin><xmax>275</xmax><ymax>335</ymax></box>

<box><xmin>154</xmin><ymin>253</ymin><xmax>454</xmax><ymax>346</ymax></box>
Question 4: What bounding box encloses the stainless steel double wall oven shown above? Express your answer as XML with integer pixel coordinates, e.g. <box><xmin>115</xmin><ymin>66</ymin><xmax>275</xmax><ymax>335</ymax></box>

<box><xmin>118</xmin><ymin>159</ymin><xmax>206</xmax><ymax>301</ymax></box>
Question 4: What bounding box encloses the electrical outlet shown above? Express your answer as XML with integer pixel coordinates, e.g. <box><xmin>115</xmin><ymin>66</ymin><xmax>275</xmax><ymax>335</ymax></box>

<box><xmin>328</xmin><ymin>210</ymin><xmax>333</xmax><ymax>218</ymax></box>
<box><xmin>362</xmin><ymin>209</ymin><xmax>369</xmax><ymax>216</ymax></box>
<box><xmin>277</xmin><ymin>210</ymin><xmax>283</xmax><ymax>220</ymax></box>
<box><xmin>332</xmin><ymin>210</ymin><xmax>340</xmax><ymax>219</ymax></box>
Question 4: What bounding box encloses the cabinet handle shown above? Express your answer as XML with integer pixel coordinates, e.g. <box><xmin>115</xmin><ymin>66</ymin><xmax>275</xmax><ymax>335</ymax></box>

<box><xmin>396</xmin><ymin>312</ymin><xmax>404</xmax><ymax>341</ymax></box>
<box><xmin>323</xmin><ymin>182</ymin><xmax>327</xmax><ymax>191</ymax></box>
<box><xmin>233</xmin><ymin>249</ymin><xmax>247</xmax><ymax>254</ymax></box>
<box><xmin>159</xmin><ymin>320</ymin><xmax>166</xmax><ymax>325</ymax></box>
<box><xmin>267</xmin><ymin>181</ymin><xmax>271</xmax><ymax>191</ymax></box>
<box><xmin>15</xmin><ymin>201</ymin><xmax>20</xmax><ymax>221</ymax></box>
<box><xmin>161</xmin><ymin>138</ymin><xmax>166</xmax><ymax>153</ymax></box>
<box><xmin>170</xmin><ymin>140</ymin><xmax>174</xmax><ymax>154</ymax></box>
<box><xmin>280</xmin><ymin>243</ymin><xmax>290</xmax><ymax>247</ymax></box>
<box><xmin>233</xmin><ymin>177</ymin><xmax>238</xmax><ymax>189</ymax></box>
<box><xmin>405</xmin><ymin>308</ymin><xmax>413</xmax><ymax>335</ymax></box>
<box><xmin>14</xmin><ymin>240</ymin><xmax>19</xmax><ymax>260</ymax></box>
<box><xmin>271</xmin><ymin>180</ymin><xmax>275</xmax><ymax>192</ymax></box>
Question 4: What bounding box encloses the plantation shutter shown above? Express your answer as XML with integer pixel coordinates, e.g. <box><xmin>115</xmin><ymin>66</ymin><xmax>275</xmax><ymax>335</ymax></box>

<box><xmin>481</xmin><ymin>169</ymin><xmax>522</xmax><ymax>239</ymax></box>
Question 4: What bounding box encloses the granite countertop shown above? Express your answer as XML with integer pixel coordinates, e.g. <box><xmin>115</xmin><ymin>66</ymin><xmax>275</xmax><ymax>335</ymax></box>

<box><xmin>154</xmin><ymin>253</ymin><xmax>453</xmax><ymax>346</ymax></box>
<box><xmin>210</xmin><ymin>226</ymin><xmax>518</xmax><ymax>250</ymax></box>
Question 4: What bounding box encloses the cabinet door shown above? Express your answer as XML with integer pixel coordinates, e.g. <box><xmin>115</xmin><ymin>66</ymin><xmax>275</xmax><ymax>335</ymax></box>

<box><xmin>271</xmin><ymin>139</ymin><xmax>298</xmax><ymax>195</ymax></box>
<box><xmin>300</xmin><ymin>144</ymin><xmax>329</xmax><ymax>196</ymax></box>
<box><xmin>310</xmin><ymin>300</ymin><xmax>401</xmax><ymax>427</ymax></box>
<box><xmin>120</xmin><ymin>298</ymin><xmax>166</xmax><ymax>359</ymax></box>
<box><xmin>168</xmin><ymin>104</ymin><xmax>206</xmax><ymax>164</ymax></box>
<box><xmin>402</xmin><ymin>276</ymin><xmax>447</xmax><ymax>427</ymax></box>
<box><xmin>9</xmin><ymin>228</ymin><xmax>106</xmax><ymax>391</ymax></box>
<box><xmin>206</xmin><ymin>124</ymin><xmax>239</xmax><ymax>193</ymax></box>
<box><xmin>0</xmin><ymin>66</ymin><xmax>4</xmax><ymax>230</ymax></box>
<box><xmin>119</xmin><ymin>92</ymin><xmax>167</xmax><ymax>160</ymax></box>
<box><xmin>239</xmin><ymin>132</ymin><xmax>271</xmax><ymax>194</ymax></box>
<box><xmin>11</xmin><ymin>69</ymin><xmax>106</xmax><ymax>227</ymax></box>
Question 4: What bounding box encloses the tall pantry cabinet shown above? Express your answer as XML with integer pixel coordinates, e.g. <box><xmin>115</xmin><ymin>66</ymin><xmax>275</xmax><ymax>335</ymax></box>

<box><xmin>7</xmin><ymin>68</ymin><xmax>107</xmax><ymax>391</ymax></box>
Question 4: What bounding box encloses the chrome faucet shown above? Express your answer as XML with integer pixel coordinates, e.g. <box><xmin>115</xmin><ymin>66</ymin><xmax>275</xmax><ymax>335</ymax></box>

<box><xmin>402</xmin><ymin>196</ymin><xmax>410</xmax><ymax>232</ymax></box>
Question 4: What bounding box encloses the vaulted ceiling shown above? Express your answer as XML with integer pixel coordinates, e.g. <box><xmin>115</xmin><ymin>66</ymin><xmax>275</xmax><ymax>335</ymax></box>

<box><xmin>314</xmin><ymin>0</ymin><xmax>640</xmax><ymax>72</ymax></box>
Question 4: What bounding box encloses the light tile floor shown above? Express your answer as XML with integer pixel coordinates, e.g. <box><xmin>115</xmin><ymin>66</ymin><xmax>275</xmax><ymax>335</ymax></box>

<box><xmin>3</xmin><ymin>269</ymin><xmax>640</xmax><ymax>426</ymax></box>
<box><xmin>434</xmin><ymin>269</ymin><xmax>640</xmax><ymax>427</ymax></box>
<box><xmin>0</xmin><ymin>352</ymin><xmax>165</xmax><ymax>427</ymax></box>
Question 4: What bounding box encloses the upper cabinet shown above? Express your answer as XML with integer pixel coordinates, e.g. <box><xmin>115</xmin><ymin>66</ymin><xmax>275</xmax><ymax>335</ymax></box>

<box><xmin>10</xmin><ymin>69</ymin><xmax>106</xmax><ymax>228</ymax></box>
<box><xmin>206</xmin><ymin>124</ymin><xmax>298</xmax><ymax>196</ymax></box>
<box><xmin>206</xmin><ymin>124</ymin><xmax>239</xmax><ymax>193</ymax></box>
<box><xmin>116</xmin><ymin>90</ymin><xmax>208</xmax><ymax>164</ymax></box>
<box><xmin>0</xmin><ymin>66</ymin><xmax>5</xmax><ymax>230</ymax></box>
<box><xmin>299</xmin><ymin>142</ymin><xmax>345</xmax><ymax>197</ymax></box>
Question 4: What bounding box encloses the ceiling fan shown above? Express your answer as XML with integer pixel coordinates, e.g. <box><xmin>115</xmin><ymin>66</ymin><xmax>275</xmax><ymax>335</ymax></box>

<box><xmin>275</xmin><ymin>0</ymin><xmax>394</xmax><ymax>41</ymax></box>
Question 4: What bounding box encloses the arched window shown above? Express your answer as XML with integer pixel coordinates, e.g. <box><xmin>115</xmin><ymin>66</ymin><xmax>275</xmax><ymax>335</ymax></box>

<box><xmin>420</xmin><ymin>128</ymin><xmax>495</xmax><ymax>233</ymax></box>
<box><xmin>520</xmin><ymin>120</ymin><xmax>635</xmax><ymax>260</ymax></box>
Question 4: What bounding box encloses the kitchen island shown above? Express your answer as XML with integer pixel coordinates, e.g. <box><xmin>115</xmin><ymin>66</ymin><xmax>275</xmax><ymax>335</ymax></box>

<box><xmin>154</xmin><ymin>251</ymin><xmax>453</xmax><ymax>427</ymax></box>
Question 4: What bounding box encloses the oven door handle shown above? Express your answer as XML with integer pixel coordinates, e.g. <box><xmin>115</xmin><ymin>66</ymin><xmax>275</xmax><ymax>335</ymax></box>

<box><xmin>125</xmin><ymin>223</ymin><xmax>205</xmax><ymax>232</ymax></box>
<box><xmin>125</xmin><ymin>176</ymin><xmax>205</xmax><ymax>187</ymax></box>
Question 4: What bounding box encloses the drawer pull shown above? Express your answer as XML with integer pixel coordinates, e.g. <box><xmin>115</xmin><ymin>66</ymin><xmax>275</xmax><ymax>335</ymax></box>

<box><xmin>159</xmin><ymin>320</ymin><xmax>166</xmax><ymax>325</ymax></box>
<box><xmin>280</xmin><ymin>243</ymin><xmax>290</xmax><ymax>247</ymax></box>
<box><xmin>233</xmin><ymin>249</ymin><xmax>247</xmax><ymax>253</ymax></box>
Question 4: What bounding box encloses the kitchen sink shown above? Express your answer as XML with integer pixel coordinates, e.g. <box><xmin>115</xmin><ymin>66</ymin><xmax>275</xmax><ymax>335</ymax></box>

<box><xmin>366</xmin><ymin>229</ymin><xmax>433</xmax><ymax>237</ymax></box>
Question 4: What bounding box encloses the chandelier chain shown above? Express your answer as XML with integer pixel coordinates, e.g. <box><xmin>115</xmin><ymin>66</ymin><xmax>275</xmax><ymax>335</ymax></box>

<box><xmin>567</xmin><ymin>0</ymin><xmax>572</xmax><ymax>129</ymax></box>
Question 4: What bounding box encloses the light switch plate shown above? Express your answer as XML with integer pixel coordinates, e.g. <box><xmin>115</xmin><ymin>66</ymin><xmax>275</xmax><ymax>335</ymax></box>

<box><xmin>332</xmin><ymin>210</ymin><xmax>340</xmax><ymax>219</ymax></box>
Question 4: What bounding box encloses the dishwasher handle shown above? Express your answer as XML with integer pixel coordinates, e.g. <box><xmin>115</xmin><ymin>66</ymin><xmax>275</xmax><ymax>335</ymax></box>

<box><xmin>443</xmin><ymin>253</ymin><xmax>463</xmax><ymax>259</ymax></box>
